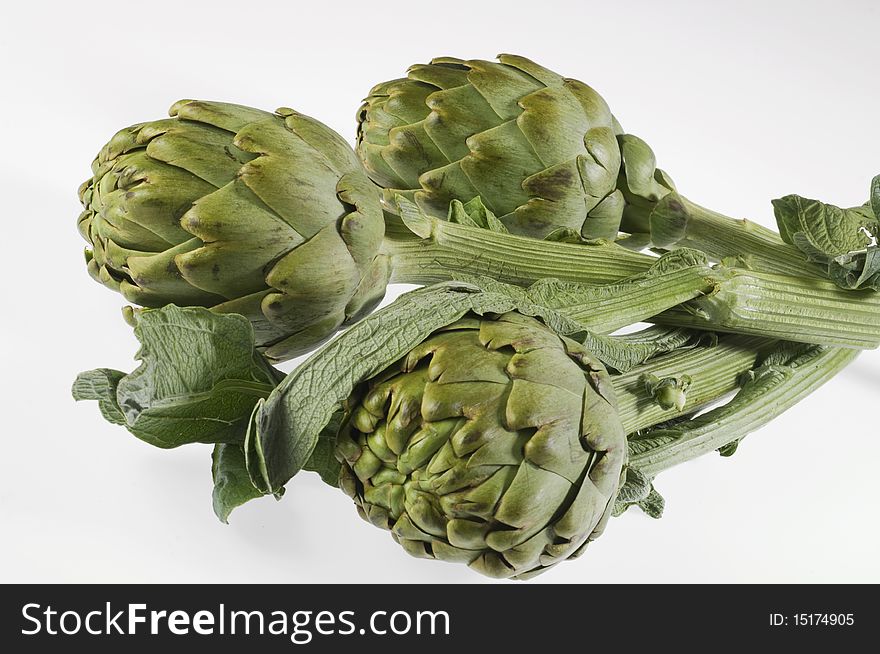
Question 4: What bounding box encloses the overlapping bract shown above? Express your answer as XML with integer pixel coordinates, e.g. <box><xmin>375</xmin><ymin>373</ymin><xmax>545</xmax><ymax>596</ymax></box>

<box><xmin>357</xmin><ymin>55</ymin><xmax>627</xmax><ymax>240</ymax></box>
<box><xmin>78</xmin><ymin>100</ymin><xmax>389</xmax><ymax>362</ymax></box>
<box><xmin>335</xmin><ymin>312</ymin><xmax>626</xmax><ymax>579</ymax></box>
<box><xmin>615</xmin><ymin>133</ymin><xmax>677</xmax><ymax>234</ymax></box>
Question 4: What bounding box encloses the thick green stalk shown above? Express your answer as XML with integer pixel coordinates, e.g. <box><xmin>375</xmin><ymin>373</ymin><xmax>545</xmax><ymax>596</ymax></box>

<box><xmin>655</xmin><ymin>269</ymin><xmax>880</xmax><ymax>348</ymax></box>
<box><xmin>642</xmin><ymin>193</ymin><xmax>822</xmax><ymax>279</ymax></box>
<box><xmin>383</xmin><ymin>213</ymin><xmax>654</xmax><ymax>286</ymax></box>
<box><xmin>629</xmin><ymin>347</ymin><xmax>858</xmax><ymax>478</ymax></box>
<box><xmin>612</xmin><ymin>335</ymin><xmax>771</xmax><ymax>433</ymax></box>
<box><xmin>385</xmin><ymin>211</ymin><xmax>880</xmax><ymax>349</ymax></box>
<box><xmin>560</xmin><ymin>264</ymin><xmax>717</xmax><ymax>334</ymax></box>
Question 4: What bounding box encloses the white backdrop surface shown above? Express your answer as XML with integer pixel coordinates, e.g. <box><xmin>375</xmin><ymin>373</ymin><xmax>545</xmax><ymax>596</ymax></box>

<box><xmin>1</xmin><ymin>0</ymin><xmax>878</xmax><ymax>583</ymax></box>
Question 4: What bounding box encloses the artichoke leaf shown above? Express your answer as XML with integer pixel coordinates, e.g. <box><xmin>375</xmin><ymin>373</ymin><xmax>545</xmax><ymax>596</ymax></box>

<box><xmin>772</xmin><ymin>180</ymin><xmax>880</xmax><ymax>290</ymax></box>
<box><xmin>613</xmin><ymin>487</ymin><xmax>665</xmax><ymax>519</ymax></box>
<box><xmin>302</xmin><ymin>413</ymin><xmax>345</xmax><ymax>487</ymax></box>
<box><xmin>72</xmin><ymin>305</ymin><xmax>279</xmax><ymax>449</ymax></box>
<box><xmin>71</xmin><ymin>368</ymin><xmax>127</xmax><ymax>426</ymax></box>
<box><xmin>612</xmin><ymin>467</ymin><xmax>665</xmax><ymax>518</ymax></box>
<box><xmin>212</xmin><ymin>443</ymin><xmax>269</xmax><ymax>523</ymax></box>
<box><xmin>583</xmin><ymin>326</ymin><xmax>714</xmax><ymax>373</ymax></box>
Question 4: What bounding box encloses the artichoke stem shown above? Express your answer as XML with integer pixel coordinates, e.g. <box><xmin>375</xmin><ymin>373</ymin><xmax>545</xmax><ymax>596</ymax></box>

<box><xmin>382</xmin><ymin>213</ymin><xmax>654</xmax><ymax>287</ymax></box>
<box><xmin>611</xmin><ymin>335</ymin><xmax>770</xmax><ymax>434</ymax></box>
<box><xmin>653</xmin><ymin>268</ymin><xmax>880</xmax><ymax>349</ymax></box>
<box><xmin>629</xmin><ymin>347</ymin><xmax>858</xmax><ymax>477</ymax></box>
<box><xmin>639</xmin><ymin>193</ymin><xmax>822</xmax><ymax>279</ymax></box>
<box><xmin>384</xmin><ymin>211</ymin><xmax>880</xmax><ymax>349</ymax></box>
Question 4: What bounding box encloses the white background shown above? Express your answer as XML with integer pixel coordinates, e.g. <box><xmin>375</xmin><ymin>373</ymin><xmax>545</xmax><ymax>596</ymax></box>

<box><xmin>2</xmin><ymin>0</ymin><xmax>878</xmax><ymax>583</ymax></box>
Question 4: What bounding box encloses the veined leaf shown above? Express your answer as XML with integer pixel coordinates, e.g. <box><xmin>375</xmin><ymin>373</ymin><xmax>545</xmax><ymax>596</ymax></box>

<box><xmin>71</xmin><ymin>369</ymin><xmax>126</xmax><ymax>426</ymax></box>
<box><xmin>73</xmin><ymin>305</ymin><xmax>279</xmax><ymax>448</ymax></box>
<box><xmin>612</xmin><ymin>467</ymin><xmax>665</xmax><ymax>519</ymax></box>
<box><xmin>302</xmin><ymin>412</ymin><xmax>344</xmax><ymax>487</ymax></box>
<box><xmin>212</xmin><ymin>443</ymin><xmax>270</xmax><ymax>523</ymax></box>
<box><xmin>773</xmin><ymin>186</ymin><xmax>880</xmax><ymax>290</ymax></box>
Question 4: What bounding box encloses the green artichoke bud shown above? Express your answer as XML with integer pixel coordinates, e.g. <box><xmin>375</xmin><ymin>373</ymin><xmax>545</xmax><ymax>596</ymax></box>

<box><xmin>75</xmin><ymin>283</ymin><xmax>860</xmax><ymax>578</ymax></box>
<box><xmin>357</xmin><ymin>54</ymin><xmax>626</xmax><ymax>240</ymax></box>
<box><xmin>335</xmin><ymin>312</ymin><xmax>626</xmax><ymax>579</ymax></box>
<box><xmin>357</xmin><ymin>55</ymin><xmax>826</xmax><ymax>283</ymax></box>
<box><xmin>78</xmin><ymin>100</ymin><xmax>389</xmax><ymax>362</ymax></box>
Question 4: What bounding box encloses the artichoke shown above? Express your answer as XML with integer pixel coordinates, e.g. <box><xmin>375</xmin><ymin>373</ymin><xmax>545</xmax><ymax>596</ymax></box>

<box><xmin>78</xmin><ymin>100</ymin><xmax>389</xmax><ymax>362</ymax></box>
<box><xmin>335</xmin><ymin>312</ymin><xmax>626</xmax><ymax>579</ymax></box>
<box><xmin>76</xmin><ymin>283</ymin><xmax>860</xmax><ymax>578</ymax></box>
<box><xmin>357</xmin><ymin>54</ymin><xmax>626</xmax><ymax>240</ymax></box>
<box><xmin>357</xmin><ymin>55</ymin><xmax>832</xmax><ymax>282</ymax></box>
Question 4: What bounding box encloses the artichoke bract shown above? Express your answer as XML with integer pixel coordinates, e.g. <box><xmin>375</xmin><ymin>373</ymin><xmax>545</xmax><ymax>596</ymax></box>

<box><xmin>357</xmin><ymin>54</ymin><xmax>626</xmax><ymax>240</ymax></box>
<box><xmin>78</xmin><ymin>100</ymin><xmax>389</xmax><ymax>362</ymax></box>
<box><xmin>335</xmin><ymin>312</ymin><xmax>626</xmax><ymax>579</ymax></box>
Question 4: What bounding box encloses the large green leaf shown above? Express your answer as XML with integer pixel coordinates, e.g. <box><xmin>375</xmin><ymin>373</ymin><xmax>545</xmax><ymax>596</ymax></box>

<box><xmin>73</xmin><ymin>305</ymin><xmax>279</xmax><ymax>448</ymax></box>
<box><xmin>773</xmin><ymin>182</ymin><xmax>880</xmax><ymax>290</ymax></box>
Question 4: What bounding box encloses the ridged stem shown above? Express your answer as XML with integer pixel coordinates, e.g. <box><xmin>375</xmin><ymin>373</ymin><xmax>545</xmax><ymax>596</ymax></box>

<box><xmin>384</xmin><ymin>212</ymin><xmax>880</xmax><ymax>348</ymax></box>
<box><xmin>383</xmin><ymin>214</ymin><xmax>654</xmax><ymax>287</ymax></box>
<box><xmin>645</xmin><ymin>193</ymin><xmax>823</xmax><ymax>279</ymax></box>
<box><xmin>629</xmin><ymin>347</ymin><xmax>858</xmax><ymax>477</ymax></box>
<box><xmin>655</xmin><ymin>269</ymin><xmax>880</xmax><ymax>349</ymax></box>
<box><xmin>612</xmin><ymin>335</ymin><xmax>771</xmax><ymax>434</ymax></box>
<box><xmin>557</xmin><ymin>261</ymin><xmax>717</xmax><ymax>334</ymax></box>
